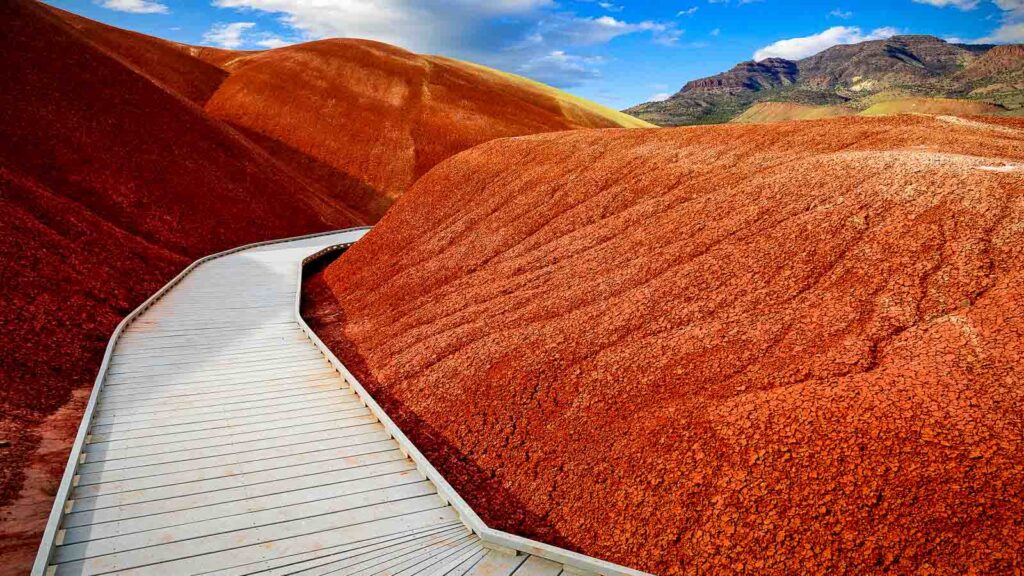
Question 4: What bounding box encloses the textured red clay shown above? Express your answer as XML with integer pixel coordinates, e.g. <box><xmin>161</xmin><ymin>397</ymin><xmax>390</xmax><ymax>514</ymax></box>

<box><xmin>304</xmin><ymin>115</ymin><xmax>1024</xmax><ymax>574</ymax></box>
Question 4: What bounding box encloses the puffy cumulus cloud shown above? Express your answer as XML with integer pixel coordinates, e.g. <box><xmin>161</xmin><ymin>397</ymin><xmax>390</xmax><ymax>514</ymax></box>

<box><xmin>97</xmin><ymin>0</ymin><xmax>169</xmax><ymax>14</ymax></box>
<box><xmin>754</xmin><ymin>26</ymin><xmax>899</xmax><ymax>61</ymax></box>
<box><xmin>210</xmin><ymin>0</ymin><xmax>677</xmax><ymax>87</ymax></box>
<box><xmin>648</xmin><ymin>92</ymin><xmax>672</xmax><ymax>102</ymax></box>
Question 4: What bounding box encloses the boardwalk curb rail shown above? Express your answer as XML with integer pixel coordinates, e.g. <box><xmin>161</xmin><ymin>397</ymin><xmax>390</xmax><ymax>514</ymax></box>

<box><xmin>32</xmin><ymin>228</ymin><xmax>652</xmax><ymax>576</ymax></box>
<box><xmin>296</xmin><ymin>243</ymin><xmax>650</xmax><ymax>576</ymax></box>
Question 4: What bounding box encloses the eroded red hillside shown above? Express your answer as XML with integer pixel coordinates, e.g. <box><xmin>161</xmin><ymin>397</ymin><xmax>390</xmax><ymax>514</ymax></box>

<box><xmin>304</xmin><ymin>115</ymin><xmax>1024</xmax><ymax>574</ymax></box>
<box><xmin>203</xmin><ymin>40</ymin><xmax>651</xmax><ymax>220</ymax></box>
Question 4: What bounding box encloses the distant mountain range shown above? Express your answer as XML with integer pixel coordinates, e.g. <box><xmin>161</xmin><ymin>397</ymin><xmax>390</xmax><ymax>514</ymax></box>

<box><xmin>626</xmin><ymin>35</ymin><xmax>1024</xmax><ymax>126</ymax></box>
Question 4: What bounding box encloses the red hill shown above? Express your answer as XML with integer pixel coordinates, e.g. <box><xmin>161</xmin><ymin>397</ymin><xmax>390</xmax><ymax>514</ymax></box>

<box><xmin>203</xmin><ymin>39</ymin><xmax>652</xmax><ymax>220</ymax></box>
<box><xmin>304</xmin><ymin>115</ymin><xmax>1024</xmax><ymax>574</ymax></box>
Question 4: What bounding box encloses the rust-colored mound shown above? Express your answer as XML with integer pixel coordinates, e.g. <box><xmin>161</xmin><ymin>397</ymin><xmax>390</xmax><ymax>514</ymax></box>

<box><xmin>0</xmin><ymin>0</ymin><xmax>360</xmax><ymax>569</ymax></box>
<box><xmin>204</xmin><ymin>39</ymin><xmax>652</xmax><ymax>220</ymax></box>
<box><xmin>304</xmin><ymin>115</ymin><xmax>1024</xmax><ymax>574</ymax></box>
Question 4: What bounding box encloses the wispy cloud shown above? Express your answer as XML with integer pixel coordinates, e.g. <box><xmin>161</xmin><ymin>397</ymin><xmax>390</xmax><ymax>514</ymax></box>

<box><xmin>677</xmin><ymin>7</ymin><xmax>698</xmax><ymax>16</ymax></box>
<box><xmin>979</xmin><ymin>0</ymin><xmax>1024</xmax><ymax>42</ymax></box>
<box><xmin>97</xmin><ymin>0</ymin><xmax>168</xmax><ymax>14</ymax></box>
<box><xmin>912</xmin><ymin>0</ymin><xmax>979</xmax><ymax>9</ymax></box>
<box><xmin>754</xmin><ymin>26</ymin><xmax>899</xmax><ymax>61</ymax></box>
<box><xmin>829</xmin><ymin>8</ymin><xmax>854</xmax><ymax>18</ymax></box>
<box><xmin>202</xmin><ymin>22</ymin><xmax>256</xmax><ymax>49</ymax></box>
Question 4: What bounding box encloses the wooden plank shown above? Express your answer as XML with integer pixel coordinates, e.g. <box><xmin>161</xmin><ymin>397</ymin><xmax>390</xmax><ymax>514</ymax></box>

<box><xmin>82</xmin><ymin>416</ymin><xmax>380</xmax><ymax>463</ymax></box>
<box><xmin>92</xmin><ymin>383</ymin><xmax>347</xmax><ymax>420</ymax></box>
<box><xmin>70</xmin><ymin>449</ymin><xmax>408</xmax><ymax>511</ymax></box>
<box><xmin>97</xmin><ymin>371</ymin><xmax>340</xmax><ymax>405</ymax></box>
<box><xmin>444</xmin><ymin>548</ymin><xmax>490</xmax><ymax>576</ymax></box>
<box><xmin>419</xmin><ymin>540</ymin><xmax>490</xmax><ymax>576</ymax></box>
<box><xmin>55</xmin><ymin>482</ymin><xmax>439</xmax><ymax>560</ymax></box>
<box><xmin>212</xmin><ymin>523</ymin><xmax>466</xmax><ymax>576</ymax></box>
<box><xmin>73</xmin><ymin>438</ymin><xmax>397</xmax><ymax>498</ymax></box>
<box><xmin>103</xmin><ymin>358</ymin><xmax>332</xmax><ymax>386</ymax></box>
<box><xmin>78</xmin><ymin>423</ymin><xmax>384</xmax><ymax>474</ymax></box>
<box><xmin>107</xmin><ymin>349</ymin><xmax>323</xmax><ymax>375</ymax></box>
<box><xmin>66</xmin><ymin>459</ymin><xmax>417</xmax><ymax>524</ymax></box>
<box><xmin>515</xmin><ymin>555</ymin><xmax>565</xmax><ymax>576</ymax></box>
<box><xmin>383</xmin><ymin>535</ymin><xmax>481</xmax><ymax>576</ymax></box>
<box><xmin>109</xmin><ymin>345</ymin><xmax>317</xmax><ymax>368</ymax></box>
<box><xmin>91</xmin><ymin>388</ymin><xmax>352</xmax><ymax>427</ymax></box>
<box><xmin>464</xmin><ymin>550</ymin><xmax>529</xmax><ymax>576</ymax></box>
<box><xmin>53</xmin><ymin>500</ymin><xmax>456</xmax><ymax>574</ymax></box>
<box><xmin>237</xmin><ymin>524</ymin><xmax>466</xmax><ymax>573</ymax></box>
<box><xmin>314</xmin><ymin>533</ymin><xmax>477</xmax><ymax>576</ymax></box>
<box><xmin>87</xmin><ymin>399</ymin><xmax>366</xmax><ymax>443</ymax></box>
<box><xmin>63</xmin><ymin>469</ymin><xmax>427</xmax><ymax>542</ymax></box>
<box><xmin>76</xmin><ymin>429</ymin><xmax>390</xmax><ymax>486</ymax></box>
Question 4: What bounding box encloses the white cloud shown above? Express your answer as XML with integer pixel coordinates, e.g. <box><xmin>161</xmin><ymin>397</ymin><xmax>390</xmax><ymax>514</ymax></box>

<box><xmin>531</xmin><ymin>15</ymin><xmax>680</xmax><ymax>46</ymax></box>
<box><xmin>517</xmin><ymin>51</ymin><xmax>604</xmax><ymax>86</ymax></box>
<box><xmin>598</xmin><ymin>2</ymin><xmax>624</xmax><ymax>12</ymax></box>
<box><xmin>648</xmin><ymin>92</ymin><xmax>672</xmax><ymax>101</ymax></box>
<box><xmin>677</xmin><ymin>7</ymin><xmax>698</xmax><ymax>16</ymax></box>
<box><xmin>753</xmin><ymin>26</ymin><xmax>899</xmax><ymax>61</ymax></box>
<box><xmin>209</xmin><ymin>1</ymin><xmax>679</xmax><ymax>86</ymax></box>
<box><xmin>978</xmin><ymin>0</ymin><xmax>1024</xmax><ymax>42</ymax></box>
<box><xmin>829</xmin><ymin>9</ymin><xmax>853</xmax><ymax>18</ymax></box>
<box><xmin>255</xmin><ymin>36</ymin><xmax>292</xmax><ymax>48</ymax></box>
<box><xmin>710</xmin><ymin>27</ymin><xmax>721</xmax><ymax>36</ymax></box>
<box><xmin>981</xmin><ymin>22</ymin><xmax>1024</xmax><ymax>41</ymax></box>
<box><xmin>912</xmin><ymin>0</ymin><xmax>979</xmax><ymax>9</ymax></box>
<box><xmin>203</xmin><ymin>22</ymin><xmax>256</xmax><ymax>49</ymax></box>
<box><xmin>97</xmin><ymin>0</ymin><xmax>168</xmax><ymax>14</ymax></box>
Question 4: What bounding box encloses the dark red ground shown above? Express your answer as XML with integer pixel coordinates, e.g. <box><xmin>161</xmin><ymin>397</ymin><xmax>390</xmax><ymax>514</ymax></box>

<box><xmin>304</xmin><ymin>115</ymin><xmax>1024</xmax><ymax>574</ymax></box>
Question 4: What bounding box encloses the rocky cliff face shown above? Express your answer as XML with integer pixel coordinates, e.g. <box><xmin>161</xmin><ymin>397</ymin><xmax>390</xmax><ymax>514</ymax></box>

<box><xmin>628</xmin><ymin>35</ymin><xmax>1019</xmax><ymax>126</ymax></box>
<box><xmin>682</xmin><ymin>58</ymin><xmax>799</xmax><ymax>94</ymax></box>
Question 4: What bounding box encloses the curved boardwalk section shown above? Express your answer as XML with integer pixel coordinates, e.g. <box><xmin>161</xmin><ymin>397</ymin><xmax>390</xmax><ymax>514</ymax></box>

<box><xmin>37</xmin><ymin>231</ymin><xmax>561</xmax><ymax>576</ymax></box>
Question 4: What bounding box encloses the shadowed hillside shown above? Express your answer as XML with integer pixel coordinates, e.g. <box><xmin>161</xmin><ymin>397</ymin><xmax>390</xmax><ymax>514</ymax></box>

<box><xmin>304</xmin><ymin>115</ymin><xmax>1024</xmax><ymax>574</ymax></box>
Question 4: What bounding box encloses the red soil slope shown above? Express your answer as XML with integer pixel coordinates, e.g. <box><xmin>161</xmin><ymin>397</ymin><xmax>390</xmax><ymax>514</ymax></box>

<box><xmin>203</xmin><ymin>40</ymin><xmax>652</xmax><ymax>220</ymax></box>
<box><xmin>0</xmin><ymin>0</ymin><xmax>359</xmax><ymax>569</ymax></box>
<box><xmin>304</xmin><ymin>115</ymin><xmax>1024</xmax><ymax>574</ymax></box>
<box><xmin>51</xmin><ymin>5</ymin><xmax>227</xmax><ymax>106</ymax></box>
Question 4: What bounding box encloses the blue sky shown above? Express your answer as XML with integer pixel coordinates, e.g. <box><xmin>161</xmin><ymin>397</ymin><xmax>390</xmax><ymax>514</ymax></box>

<box><xmin>48</xmin><ymin>0</ymin><xmax>1024</xmax><ymax>108</ymax></box>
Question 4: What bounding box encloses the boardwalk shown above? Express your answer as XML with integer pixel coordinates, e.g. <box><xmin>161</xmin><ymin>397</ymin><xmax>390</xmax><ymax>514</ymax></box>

<box><xmin>35</xmin><ymin>230</ymin><xmax>646</xmax><ymax>576</ymax></box>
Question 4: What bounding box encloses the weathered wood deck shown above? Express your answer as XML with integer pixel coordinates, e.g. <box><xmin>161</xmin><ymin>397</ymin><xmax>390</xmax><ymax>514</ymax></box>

<box><xmin>33</xmin><ymin>230</ymin><xmax>648</xmax><ymax>576</ymax></box>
